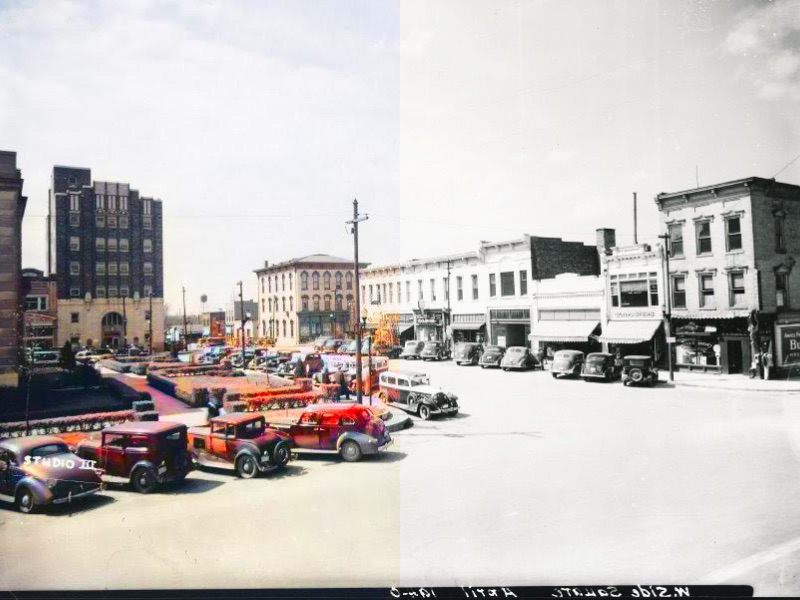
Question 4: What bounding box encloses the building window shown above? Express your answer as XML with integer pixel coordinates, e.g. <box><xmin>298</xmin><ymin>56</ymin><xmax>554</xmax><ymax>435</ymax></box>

<box><xmin>672</xmin><ymin>276</ymin><xmax>686</xmax><ymax>309</ymax></box>
<box><xmin>456</xmin><ymin>276</ymin><xmax>463</xmax><ymax>301</ymax></box>
<box><xmin>144</xmin><ymin>285</ymin><xmax>153</xmax><ymax>297</ymax></box>
<box><xmin>281</xmin><ymin>297</ymin><xmax>286</xmax><ymax>312</ymax></box>
<box><xmin>729</xmin><ymin>271</ymin><xmax>746</xmax><ymax>307</ymax></box>
<box><xmin>120</xmin><ymin>196</ymin><xmax>128</xmax><ymax>212</ymax></box>
<box><xmin>346</xmin><ymin>272</ymin><xmax>353</xmax><ymax>290</ymax></box>
<box><xmin>313</xmin><ymin>296</ymin><xmax>320</xmax><ymax>311</ymax></box>
<box><xmin>301</xmin><ymin>272</ymin><xmax>308</xmax><ymax>290</ymax></box>
<box><xmin>289</xmin><ymin>297</ymin><xmax>294</xmax><ymax>311</ymax></box>
<box><xmin>119</xmin><ymin>262</ymin><xmax>129</xmax><ymax>275</ymax></box>
<box><xmin>95</xmin><ymin>238</ymin><xmax>105</xmax><ymax>251</ymax></box>
<box><xmin>388</xmin><ymin>283</ymin><xmax>393</xmax><ymax>304</ymax></box>
<box><xmin>406</xmin><ymin>281</ymin><xmax>411</xmax><ymax>302</ymax></box>
<box><xmin>143</xmin><ymin>215</ymin><xmax>152</xmax><ymax>229</ymax></box>
<box><xmin>108</xmin><ymin>286</ymin><xmax>118</xmax><ymax>298</ymax></box>
<box><xmin>24</xmin><ymin>296</ymin><xmax>48</xmax><ymax>311</ymax></box>
<box><xmin>69</xmin><ymin>213</ymin><xmax>80</xmax><ymax>227</ymax></box>
<box><xmin>520</xmin><ymin>271</ymin><xmax>528</xmax><ymax>296</ymax></box>
<box><xmin>289</xmin><ymin>273</ymin><xmax>293</xmax><ymax>290</ymax></box>
<box><xmin>268</xmin><ymin>298</ymin><xmax>272</xmax><ymax>312</ymax></box>
<box><xmin>119</xmin><ymin>238</ymin><xmax>129</xmax><ymax>252</ymax></box>
<box><xmin>699</xmin><ymin>273</ymin><xmax>714</xmax><ymax>308</ymax></box>
<box><xmin>71</xmin><ymin>312</ymin><xmax>79</xmax><ymax>324</ymax></box>
<box><xmin>775</xmin><ymin>213</ymin><xmax>786</xmax><ymax>253</ymax></box>
<box><xmin>324</xmin><ymin>295</ymin><xmax>331</xmax><ymax>311</ymax></box>
<box><xmin>610</xmin><ymin>282</ymin><xmax>619</xmax><ymax>307</ymax></box>
<box><xmin>369</xmin><ymin>285</ymin><xmax>374</xmax><ymax>303</ymax></box>
<box><xmin>107</xmin><ymin>238</ymin><xmax>117</xmax><ymax>252</ymax></box>
<box><xmin>472</xmin><ymin>274</ymin><xmax>479</xmax><ymax>300</ymax></box>
<box><xmin>143</xmin><ymin>262</ymin><xmax>153</xmax><ymax>276</ymax></box>
<box><xmin>489</xmin><ymin>274</ymin><xmax>497</xmax><ymax>297</ymax></box>
<box><xmin>312</xmin><ymin>272</ymin><xmax>320</xmax><ymax>290</ymax></box>
<box><xmin>302</xmin><ymin>296</ymin><xmax>309</xmax><ymax>311</ymax></box>
<box><xmin>396</xmin><ymin>282</ymin><xmax>401</xmax><ymax>303</ymax></box>
<box><xmin>120</xmin><ymin>286</ymin><xmax>129</xmax><ymax>297</ymax></box>
<box><xmin>499</xmin><ymin>272</ymin><xmax>515</xmax><ymax>296</ymax></box>
<box><xmin>106</xmin><ymin>214</ymin><xmax>117</xmax><ymax>228</ymax></box>
<box><xmin>107</xmin><ymin>195</ymin><xmax>116</xmax><ymax>211</ymax></box>
<box><xmin>96</xmin><ymin>286</ymin><xmax>106</xmax><ymax>298</ymax></box>
<box><xmin>143</xmin><ymin>239</ymin><xmax>153</xmax><ymax>253</ymax></box>
<box><xmin>335</xmin><ymin>295</ymin><xmax>342</xmax><ymax>310</ymax></box>
<box><xmin>95</xmin><ymin>214</ymin><xmax>105</xmax><ymax>228</ymax></box>
<box><xmin>361</xmin><ymin>285</ymin><xmax>366</xmax><ymax>305</ymax></box>
<box><xmin>108</xmin><ymin>262</ymin><xmax>118</xmax><ymax>275</ymax></box>
<box><xmin>70</xmin><ymin>261</ymin><xmax>80</xmax><ymax>275</ymax></box>
<box><xmin>382</xmin><ymin>284</ymin><xmax>387</xmax><ymax>303</ymax></box>
<box><xmin>335</xmin><ymin>272</ymin><xmax>342</xmax><ymax>290</ymax></box>
<box><xmin>418</xmin><ymin>280</ymin><xmax>423</xmax><ymax>301</ymax></box>
<box><xmin>777</xmin><ymin>272</ymin><xmax>790</xmax><ymax>308</ymax></box>
<box><xmin>283</xmin><ymin>320</ymin><xmax>287</xmax><ymax>337</ymax></box>
<box><xmin>696</xmin><ymin>220</ymin><xmax>712</xmax><ymax>255</ymax></box>
<box><xmin>69</xmin><ymin>236</ymin><xmax>80</xmax><ymax>251</ymax></box>
<box><xmin>70</xmin><ymin>287</ymin><xmax>80</xmax><ymax>298</ymax></box>
<box><xmin>429</xmin><ymin>279</ymin><xmax>436</xmax><ymax>301</ymax></box>
<box><xmin>725</xmin><ymin>217</ymin><xmax>742</xmax><ymax>252</ymax></box>
<box><xmin>323</xmin><ymin>272</ymin><xmax>331</xmax><ymax>290</ymax></box>
<box><xmin>610</xmin><ymin>273</ymin><xmax>660</xmax><ymax>308</ymax></box>
<box><xmin>96</xmin><ymin>262</ymin><xmax>106</xmax><ymax>275</ymax></box>
<box><xmin>69</xmin><ymin>194</ymin><xmax>80</xmax><ymax>211</ymax></box>
<box><xmin>95</xmin><ymin>195</ymin><xmax>104</xmax><ymax>210</ymax></box>
<box><xmin>143</xmin><ymin>199</ymin><xmax>152</xmax><ymax>215</ymax></box>
<box><xmin>290</xmin><ymin>320</ymin><xmax>294</xmax><ymax>337</ymax></box>
<box><xmin>668</xmin><ymin>223</ymin><xmax>684</xmax><ymax>258</ymax></box>
<box><xmin>281</xmin><ymin>273</ymin><xmax>285</xmax><ymax>291</ymax></box>
<box><xmin>119</xmin><ymin>215</ymin><xmax>129</xmax><ymax>229</ymax></box>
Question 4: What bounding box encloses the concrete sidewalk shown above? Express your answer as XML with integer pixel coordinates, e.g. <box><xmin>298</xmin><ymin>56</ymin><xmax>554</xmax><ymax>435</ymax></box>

<box><xmin>667</xmin><ymin>370</ymin><xmax>800</xmax><ymax>393</ymax></box>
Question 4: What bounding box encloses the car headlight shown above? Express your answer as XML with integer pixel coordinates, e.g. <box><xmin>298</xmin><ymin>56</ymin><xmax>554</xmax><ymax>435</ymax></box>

<box><xmin>46</xmin><ymin>478</ymin><xmax>57</xmax><ymax>489</ymax></box>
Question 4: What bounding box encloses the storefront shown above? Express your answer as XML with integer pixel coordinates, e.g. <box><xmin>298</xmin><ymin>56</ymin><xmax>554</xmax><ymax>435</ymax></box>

<box><xmin>414</xmin><ymin>309</ymin><xmax>447</xmax><ymax>342</ymax></box>
<box><xmin>776</xmin><ymin>319</ymin><xmax>800</xmax><ymax>375</ymax></box>
<box><xmin>599</xmin><ymin>308</ymin><xmax>664</xmax><ymax>363</ymax></box>
<box><xmin>396</xmin><ymin>313</ymin><xmax>416</xmax><ymax>342</ymax></box>
<box><xmin>529</xmin><ymin>319</ymin><xmax>600</xmax><ymax>358</ymax></box>
<box><xmin>671</xmin><ymin>318</ymin><xmax>751</xmax><ymax>375</ymax></box>
<box><xmin>299</xmin><ymin>311</ymin><xmax>350</xmax><ymax>342</ymax></box>
<box><xmin>451</xmin><ymin>313</ymin><xmax>487</xmax><ymax>344</ymax></box>
<box><xmin>488</xmin><ymin>309</ymin><xmax>530</xmax><ymax>348</ymax></box>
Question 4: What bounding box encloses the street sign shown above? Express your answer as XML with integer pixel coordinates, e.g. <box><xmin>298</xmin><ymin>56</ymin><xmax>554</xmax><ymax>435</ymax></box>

<box><xmin>666</xmin><ymin>336</ymin><xmax>676</xmax><ymax>344</ymax></box>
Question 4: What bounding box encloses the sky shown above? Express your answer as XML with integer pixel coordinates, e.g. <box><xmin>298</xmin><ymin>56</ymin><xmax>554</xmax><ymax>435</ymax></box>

<box><xmin>2</xmin><ymin>0</ymin><xmax>799</xmax><ymax>314</ymax></box>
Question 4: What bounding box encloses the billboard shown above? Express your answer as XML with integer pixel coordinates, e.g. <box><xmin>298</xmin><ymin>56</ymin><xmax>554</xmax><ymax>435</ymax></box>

<box><xmin>779</xmin><ymin>325</ymin><xmax>800</xmax><ymax>366</ymax></box>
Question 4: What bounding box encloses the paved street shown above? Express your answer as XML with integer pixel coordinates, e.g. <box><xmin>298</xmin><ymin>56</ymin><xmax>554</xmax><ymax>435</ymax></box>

<box><xmin>2</xmin><ymin>361</ymin><xmax>800</xmax><ymax>594</ymax></box>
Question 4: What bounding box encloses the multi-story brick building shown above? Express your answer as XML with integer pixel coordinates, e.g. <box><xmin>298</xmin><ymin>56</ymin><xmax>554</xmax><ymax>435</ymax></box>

<box><xmin>655</xmin><ymin>177</ymin><xmax>800</xmax><ymax>375</ymax></box>
<box><xmin>48</xmin><ymin>166</ymin><xmax>165</xmax><ymax>351</ymax></box>
<box><xmin>254</xmin><ymin>255</ymin><xmax>365</xmax><ymax>346</ymax></box>
<box><xmin>0</xmin><ymin>151</ymin><xmax>26</xmax><ymax>391</ymax></box>
<box><xmin>21</xmin><ymin>268</ymin><xmax>58</xmax><ymax>350</ymax></box>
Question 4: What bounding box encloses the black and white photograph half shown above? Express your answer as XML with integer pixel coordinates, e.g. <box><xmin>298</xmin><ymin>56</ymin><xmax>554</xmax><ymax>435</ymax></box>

<box><xmin>0</xmin><ymin>0</ymin><xmax>798</xmax><ymax>597</ymax></box>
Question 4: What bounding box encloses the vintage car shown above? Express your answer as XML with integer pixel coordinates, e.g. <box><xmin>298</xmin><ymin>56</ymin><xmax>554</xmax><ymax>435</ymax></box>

<box><xmin>0</xmin><ymin>435</ymin><xmax>104</xmax><ymax>513</ymax></box>
<box><xmin>338</xmin><ymin>339</ymin><xmax>359</xmax><ymax>355</ymax></box>
<box><xmin>580</xmin><ymin>352</ymin><xmax>619</xmax><ymax>382</ymax></box>
<box><xmin>377</xmin><ymin>371</ymin><xmax>459</xmax><ymax>420</ymax></box>
<box><xmin>550</xmin><ymin>350</ymin><xmax>585</xmax><ymax>378</ymax></box>
<box><xmin>303</xmin><ymin>352</ymin><xmax>325</xmax><ymax>375</ymax></box>
<box><xmin>420</xmin><ymin>341</ymin><xmax>451</xmax><ymax>361</ymax></box>
<box><xmin>500</xmin><ymin>346</ymin><xmax>540</xmax><ymax>371</ymax></box>
<box><xmin>373</xmin><ymin>343</ymin><xmax>403</xmax><ymax>358</ymax></box>
<box><xmin>76</xmin><ymin>421</ymin><xmax>193</xmax><ymax>493</ymax></box>
<box><xmin>187</xmin><ymin>413</ymin><xmax>294</xmax><ymax>478</ymax></box>
<box><xmin>622</xmin><ymin>355</ymin><xmax>659</xmax><ymax>387</ymax></box>
<box><xmin>399</xmin><ymin>340</ymin><xmax>425</xmax><ymax>360</ymax></box>
<box><xmin>479</xmin><ymin>345</ymin><xmax>506</xmax><ymax>368</ymax></box>
<box><xmin>265</xmin><ymin>404</ymin><xmax>391</xmax><ymax>462</ymax></box>
<box><xmin>313</xmin><ymin>336</ymin><xmax>333</xmax><ymax>351</ymax></box>
<box><xmin>322</xmin><ymin>338</ymin><xmax>344</xmax><ymax>353</ymax></box>
<box><xmin>454</xmin><ymin>342</ymin><xmax>483</xmax><ymax>366</ymax></box>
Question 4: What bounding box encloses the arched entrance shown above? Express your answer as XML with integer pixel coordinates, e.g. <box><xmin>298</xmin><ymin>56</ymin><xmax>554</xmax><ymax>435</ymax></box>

<box><xmin>101</xmin><ymin>312</ymin><xmax>125</xmax><ymax>349</ymax></box>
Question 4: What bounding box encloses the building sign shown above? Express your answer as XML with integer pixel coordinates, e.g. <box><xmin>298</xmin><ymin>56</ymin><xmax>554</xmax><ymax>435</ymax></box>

<box><xmin>489</xmin><ymin>309</ymin><xmax>530</xmax><ymax>321</ymax></box>
<box><xmin>609</xmin><ymin>308</ymin><xmax>662</xmax><ymax>321</ymax></box>
<box><xmin>780</xmin><ymin>325</ymin><xmax>800</xmax><ymax>366</ymax></box>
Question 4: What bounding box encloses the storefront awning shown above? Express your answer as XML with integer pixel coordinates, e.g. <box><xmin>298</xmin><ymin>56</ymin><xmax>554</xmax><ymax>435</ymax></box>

<box><xmin>528</xmin><ymin>320</ymin><xmax>599</xmax><ymax>342</ymax></box>
<box><xmin>396</xmin><ymin>323</ymin><xmax>414</xmax><ymax>335</ymax></box>
<box><xmin>599</xmin><ymin>320</ymin><xmax>661</xmax><ymax>344</ymax></box>
<box><xmin>451</xmin><ymin>322</ymin><xmax>486</xmax><ymax>331</ymax></box>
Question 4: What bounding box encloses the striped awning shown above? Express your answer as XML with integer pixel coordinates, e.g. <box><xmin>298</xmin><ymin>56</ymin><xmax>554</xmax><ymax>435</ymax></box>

<box><xmin>599</xmin><ymin>320</ymin><xmax>662</xmax><ymax>344</ymax></box>
<box><xmin>529</xmin><ymin>320</ymin><xmax>599</xmax><ymax>342</ymax></box>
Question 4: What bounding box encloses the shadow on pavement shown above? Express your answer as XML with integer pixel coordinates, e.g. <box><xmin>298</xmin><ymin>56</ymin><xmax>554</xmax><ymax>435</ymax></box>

<box><xmin>296</xmin><ymin>451</ymin><xmax>408</xmax><ymax>465</ymax></box>
<box><xmin>0</xmin><ymin>492</ymin><xmax>116</xmax><ymax>517</ymax></box>
<box><xmin>161</xmin><ymin>477</ymin><xmax>226</xmax><ymax>494</ymax></box>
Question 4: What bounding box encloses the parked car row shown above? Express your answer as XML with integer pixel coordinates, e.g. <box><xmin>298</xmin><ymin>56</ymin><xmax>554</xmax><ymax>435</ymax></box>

<box><xmin>550</xmin><ymin>350</ymin><xmax>659</xmax><ymax>387</ymax></box>
<box><xmin>0</xmin><ymin>404</ymin><xmax>392</xmax><ymax>514</ymax></box>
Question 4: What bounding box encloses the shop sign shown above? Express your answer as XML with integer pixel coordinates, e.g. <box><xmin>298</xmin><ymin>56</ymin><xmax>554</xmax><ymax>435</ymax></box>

<box><xmin>609</xmin><ymin>308</ymin><xmax>661</xmax><ymax>320</ymax></box>
<box><xmin>780</xmin><ymin>325</ymin><xmax>800</xmax><ymax>365</ymax></box>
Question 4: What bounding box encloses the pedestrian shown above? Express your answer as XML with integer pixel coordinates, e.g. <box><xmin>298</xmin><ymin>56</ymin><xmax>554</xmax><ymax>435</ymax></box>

<box><xmin>763</xmin><ymin>352</ymin><xmax>773</xmax><ymax>380</ymax></box>
<box><xmin>338</xmin><ymin>368</ymin><xmax>350</xmax><ymax>401</ymax></box>
<box><xmin>614</xmin><ymin>348</ymin><xmax>623</xmax><ymax>372</ymax></box>
<box><xmin>750</xmin><ymin>352</ymin><xmax>760</xmax><ymax>379</ymax></box>
<box><xmin>206</xmin><ymin>398</ymin><xmax>220</xmax><ymax>423</ymax></box>
<box><xmin>320</xmin><ymin>364</ymin><xmax>330</xmax><ymax>385</ymax></box>
<box><xmin>294</xmin><ymin>358</ymin><xmax>306</xmax><ymax>378</ymax></box>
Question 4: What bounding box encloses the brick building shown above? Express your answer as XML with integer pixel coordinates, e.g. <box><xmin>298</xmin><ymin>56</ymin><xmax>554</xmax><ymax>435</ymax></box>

<box><xmin>0</xmin><ymin>151</ymin><xmax>26</xmax><ymax>391</ymax></box>
<box><xmin>21</xmin><ymin>268</ymin><xmax>58</xmax><ymax>350</ymax></box>
<box><xmin>656</xmin><ymin>177</ymin><xmax>800</xmax><ymax>375</ymax></box>
<box><xmin>48</xmin><ymin>166</ymin><xmax>165</xmax><ymax>351</ymax></box>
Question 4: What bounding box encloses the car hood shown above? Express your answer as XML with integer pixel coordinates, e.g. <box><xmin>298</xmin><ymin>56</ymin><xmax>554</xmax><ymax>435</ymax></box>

<box><xmin>22</xmin><ymin>452</ymin><xmax>103</xmax><ymax>483</ymax></box>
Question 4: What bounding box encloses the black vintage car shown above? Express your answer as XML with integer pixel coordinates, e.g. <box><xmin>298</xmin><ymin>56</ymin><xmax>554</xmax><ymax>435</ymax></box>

<box><xmin>580</xmin><ymin>352</ymin><xmax>619</xmax><ymax>382</ymax></box>
<box><xmin>622</xmin><ymin>355</ymin><xmax>659</xmax><ymax>387</ymax></box>
<box><xmin>455</xmin><ymin>342</ymin><xmax>483</xmax><ymax>366</ymax></box>
<box><xmin>479</xmin><ymin>345</ymin><xmax>506</xmax><ymax>368</ymax></box>
<box><xmin>420</xmin><ymin>341</ymin><xmax>450</xmax><ymax>361</ymax></box>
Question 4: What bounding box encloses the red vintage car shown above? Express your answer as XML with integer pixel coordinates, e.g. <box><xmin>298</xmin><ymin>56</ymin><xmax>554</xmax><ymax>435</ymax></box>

<box><xmin>76</xmin><ymin>421</ymin><xmax>193</xmax><ymax>494</ymax></box>
<box><xmin>187</xmin><ymin>413</ymin><xmax>294</xmax><ymax>478</ymax></box>
<box><xmin>265</xmin><ymin>403</ymin><xmax>391</xmax><ymax>462</ymax></box>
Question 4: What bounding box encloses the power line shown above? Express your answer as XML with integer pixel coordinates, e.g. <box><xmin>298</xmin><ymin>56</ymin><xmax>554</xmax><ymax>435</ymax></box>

<box><xmin>773</xmin><ymin>151</ymin><xmax>800</xmax><ymax>179</ymax></box>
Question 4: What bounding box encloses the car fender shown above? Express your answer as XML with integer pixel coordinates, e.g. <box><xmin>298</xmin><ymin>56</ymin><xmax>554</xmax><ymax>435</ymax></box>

<box><xmin>234</xmin><ymin>447</ymin><xmax>262</xmax><ymax>468</ymax></box>
<box><xmin>335</xmin><ymin>431</ymin><xmax>374</xmax><ymax>452</ymax></box>
<box><xmin>14</xmin><ymin>476</ymin><xmax>53</xmax><ymax>506</ymax></box>
<box><xmin>129</xmin><ymin>459</ymin><xmax>159</xmax><ymax>477</ymax></box>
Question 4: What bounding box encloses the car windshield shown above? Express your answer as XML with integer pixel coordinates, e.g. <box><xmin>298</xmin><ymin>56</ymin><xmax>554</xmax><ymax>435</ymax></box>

<box><xmin>423</xmin><ymin>342</ymin><xmax>440</xmax><ymax>349</ymax></box>
<box><xmin>485</xmin><ymin>346</ymin><xmax>503</xmax><ymax>353</ymax></box>
<box><xmin>28</xmin><ymin>443</ymin><xmax>71</xmax><ymax>459</ymax></box>
<box><xmin>410</xmin><ymin>376</ymin><xmax>430</xmax><ymax>386</ymax></box>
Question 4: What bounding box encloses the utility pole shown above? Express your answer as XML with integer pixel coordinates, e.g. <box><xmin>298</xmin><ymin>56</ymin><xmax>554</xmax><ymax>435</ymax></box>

<box><xmin>238</xmin><ymin>281</ymin><xmax>247</xmax><ymax>369</ymax></box>
<box><xmin>148</xmin><ymin>291</ymin><xmax>153</xmax><ymax>355</ymax></box>
<box><xmin>346</xmin><ymin>198</ymin><xmax>369</xmax><ymax>404</ymax></box>
<box><xmin>121</xmin><ymin>294</ymin><xmax>128</xmax><ymax>350</ymax></box>
<box><xmin>658</xmin><ymin>234</ymin><xmax>674</xmax><ymax>382</ymax></box>
<box><xmin>182</xmin><ymin>286</ymin><xmax>188</xmax><ymax>351</ymax></box>
<box><xmin>446</xmin><ymin>259</ymin><xmax>452</xmax><ymax>352</ymax></box>
<box><xmin>633</xmin><ymin>192</ymin><xmax>638</xmax><ymax>245</ymax></box>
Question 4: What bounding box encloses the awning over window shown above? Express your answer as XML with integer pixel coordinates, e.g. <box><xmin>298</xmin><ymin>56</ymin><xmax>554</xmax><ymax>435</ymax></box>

<box><xmin>599</xmin><ymin>320</ymin><xmax>662</xmax><ymax>344</ymax></box>
<box><xmin>451</xmin><ymin>322</ymin><xmax>486</xmax><ymax>331</ymax></box>
<box><xmin>528</xmin><ymin>320</ymin><xmax>599</xmax><ymax>342</ymax></box>
<box><xmin>396</xmin><ymin>323</ymin><xmax>415</xmax><ymax>335</ymax></box>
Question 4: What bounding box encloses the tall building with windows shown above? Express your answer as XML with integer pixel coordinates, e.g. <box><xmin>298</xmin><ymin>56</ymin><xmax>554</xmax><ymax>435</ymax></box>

<box><xmin>655</xmin><ymin>177</ymin><xmax>800</xmax><ymax>375</ymax></box>
<box><xmin>0</xmin><ymin>151</ymin><xmax>27</xmax><ymax>391</ymax></box>
<box><xmin>48</xmin><ymin>166</ymin><xmax>165</xmax><ymax>350</ymax></box>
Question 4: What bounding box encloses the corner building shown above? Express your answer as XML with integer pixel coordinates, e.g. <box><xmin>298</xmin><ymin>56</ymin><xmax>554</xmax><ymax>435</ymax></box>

<box><xmin>48</xmin><ymin>166</ymin><xmax>165</xmax><ymax>351</ymax></box>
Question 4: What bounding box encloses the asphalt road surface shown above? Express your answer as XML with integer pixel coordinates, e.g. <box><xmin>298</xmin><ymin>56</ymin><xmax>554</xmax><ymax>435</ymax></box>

<box><xmin>1</xmin><ymin>359</ymin><xmax>799</xmax><ymax>595</ymax></box>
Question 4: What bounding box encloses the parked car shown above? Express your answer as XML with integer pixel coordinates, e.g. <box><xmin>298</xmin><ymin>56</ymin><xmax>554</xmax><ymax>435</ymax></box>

<box><xmin>338</xmin><ymin>339</ymin><xmax>359</xmax><ymax>355</ymax></box>
<box><xmin>373</xmin><ymin>344</ymin><xmax>403</xmax><ymax>358</ymax></box>
<box><xmin>187</xmin><ymin>413</ymin><xmax>294</xmax><ymax>478</ymax></box>
<box><xmin>377</xmin><ymin>371</ymin><xmax>459</xmax><ymax>420</ymax></box>
<box><xmin>420</xmin><ymin>341</ymin><xmax>450</xmax><ymax>361</ymax></box>
<box><xmin>400</xmin><ymin>340</ymin><xmax>425</xmax><ymax>360</ymax></box>
<box><xmin>580</xmin><ymin>352</ymin><xmax>619</xmax><ymax>382</ymax></box>
<box><xmin>454</xmin><ymin>342</ymin><xmax>483</xmax><ymax>366</ymax></box>
<box><xmin>550</xmin><ymin>350</ymin><xmax>585</xmax><ymax>378</ymax></box>
<box><xmin>622</xmin><ymin>355</ymin><xmax>659</xmax><ymax>387</ymax></box>
<box><xmin>303</xmin><ymin>352</ymin><xmax>325</xmax><ymax>375</ymax></box>
<box><xmin>322</xmin><ymin>338</ymin><xmax>344</xmax><ymax>353</ymax></box>
<box><xmin>479</xmin><ymin>345</ymin><xmax>506</xmax><ymax>368</ymax></box>
<box><xmin>76</xmin><ymin>422</ymin><xmax>193</xmax><ymax>493</ymax></box>
<box><xmin>0</xmin><ymin>435</ymin><xmax>104</xmax><ymax>513</ymax></box>
<box><xmin>26</xmin><ymin>349</ymin><xmax>60</xmax><ymax>368</ymax></box>
<box><xmin>500</xmin><ymin>346</ymin><xmax>540</xmax><ymax>371</ymax></box>
<box><xmin>265</xmin><ymin>404</ymin><xmax>391</xmax><ymax>462</ymax></box>
<box><xmin>313</xmin><ymin>336</ymin><xmax>333</xmax><ymax>351</ymax></box>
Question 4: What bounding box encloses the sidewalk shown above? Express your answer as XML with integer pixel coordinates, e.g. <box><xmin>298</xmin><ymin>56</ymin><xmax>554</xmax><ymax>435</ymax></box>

<box><xmin>667</xmin><ymin>370</ymin><xmax>800</xmax><ymax>393</ymax></box>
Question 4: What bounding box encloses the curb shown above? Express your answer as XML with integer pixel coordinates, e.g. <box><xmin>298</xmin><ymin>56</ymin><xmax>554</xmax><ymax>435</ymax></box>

<box><xmin>672</xmin><ymin>381</ymin><xmax>800</xmax><ymax>393</ymax></box>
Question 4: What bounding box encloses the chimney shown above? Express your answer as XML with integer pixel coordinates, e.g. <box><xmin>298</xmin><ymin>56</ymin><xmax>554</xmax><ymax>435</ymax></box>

<box><xmin>264</xmin><ymin>260</ymin><xmax>269</xmax><ymax>268</ymax></box>
<box><xmin>596</xmin><ymin>228</ymin><xmax>616</xmax><ymax>256</ymax></box>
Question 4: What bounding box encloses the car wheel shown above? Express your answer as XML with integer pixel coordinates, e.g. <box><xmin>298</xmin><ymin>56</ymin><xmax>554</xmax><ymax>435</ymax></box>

<box><xmin>340</xmin><ymin>440</ymin><xmax>363</xmax><ymax>462</ymax></box>
<box><xmin>16</xmin><ymin>487</ymin><xmax>36</xmax><ymax>514</ymax></box>
<box><xmin>473</xmin><ymin>356</ymin><xmax>478</xmax><ymax>365</ymax></box>
<box><xmin>131</xmin><ymin>466</ymin><xmax>158</xmax><ymax>493</ymax></box>
<box><xmin>236</xmin><ymin>454</ymin><xmax>259</xmax><ymax>479</ymax></box>
<box><xmin>552</xmin><ymin>372</ymin><xmax>557</xmax><ymax>379</ymax></box>
<box><xmin>418</xmin><ymin>404</ymin><xmax>432</xmax><ymax>420</ymax></box>
<box><xmin>502</xmin><ymin>367</ymin><xmax>509</xmax><ymax>372</ymax></box>
<box><xmin>629</xmin><ymin>368</ymin><xmax>644</xmax><ymax>384</ymax></box>
<box><xmin>481</xmin><ymin>364</ymin><xmax>486</xmax><ymax>369</ymax></box>
<box><xmin>272</xmin><ymin>442</ymin><xmax>291</xmax><ymax>468</ymax></box>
